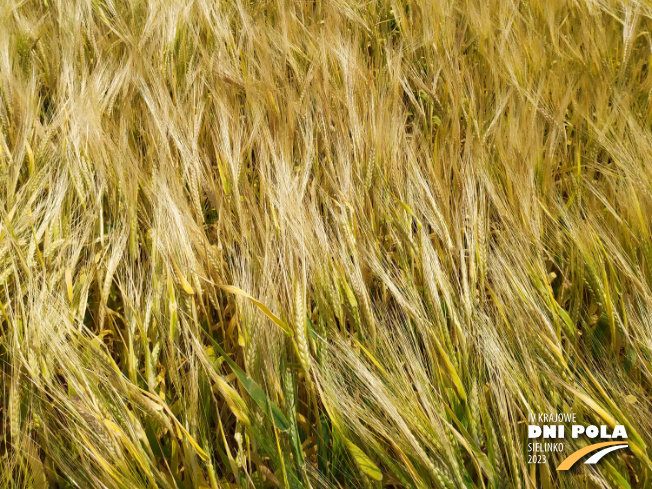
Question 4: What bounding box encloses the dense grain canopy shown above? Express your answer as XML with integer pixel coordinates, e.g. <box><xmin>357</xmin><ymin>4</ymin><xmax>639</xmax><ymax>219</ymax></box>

<box><xmin>1</xmin><ymin>0</ymin><xmax>652</xmax><ymax>487</ymax></box>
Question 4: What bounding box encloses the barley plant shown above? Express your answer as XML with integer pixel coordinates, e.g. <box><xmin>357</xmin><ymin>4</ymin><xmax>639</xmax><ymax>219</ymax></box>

<box><xmin>1</xmin><ymin>0</ymin><xmax>652</xmax><ymax>487</ymax></box>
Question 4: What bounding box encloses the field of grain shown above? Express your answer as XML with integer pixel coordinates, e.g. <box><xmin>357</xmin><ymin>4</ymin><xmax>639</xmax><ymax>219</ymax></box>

<box><xmin>1</xmin><ymin>0</ymin><xmax>652</xmax><ymax>487</ymax></box>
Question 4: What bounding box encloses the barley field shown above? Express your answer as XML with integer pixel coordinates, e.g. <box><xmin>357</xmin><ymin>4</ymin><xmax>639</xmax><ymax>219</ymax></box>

<box><xmin>1</xmin><ymin>0</ymin><xmax>652</xmax><ymax>487</ymax></box>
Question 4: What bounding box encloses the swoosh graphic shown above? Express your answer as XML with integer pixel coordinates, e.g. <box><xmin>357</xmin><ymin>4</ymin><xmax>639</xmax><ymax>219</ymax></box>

<box><xmin>585</xmin><ymin>444</ymin><xmax>628</xmax><ymax>464</ymax></box>
<box><xmin>556</xmin><ymin>442</ymin><xmax>629</xmax><ymax>471</ymax></box>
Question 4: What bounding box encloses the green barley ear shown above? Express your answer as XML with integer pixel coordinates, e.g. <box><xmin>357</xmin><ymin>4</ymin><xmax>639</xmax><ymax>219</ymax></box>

<box><xmin>293</xmin><ymin>280</ymin><xmax>312</xmax><ymax>390</ymax></box>
<box><xmin>583</xmin><ymin>255</ymin><xmax>605</xmax><ymax>308</ymax></box>
<box><xmin>283</xmin><ymin>369</ymin><xmax>304</xmax><ymax>472</ymax></box>
<box><xmin>327</xmin><ymin>271</ymin><xmax>344</xmax><ymax>325</ymax></box>
<box><xmin>349</xmin><ymin>267</ymin><xmax>375</xmax><ymax>344</ymax></box>
<box><xmin>341</xmin><ymin>277</ymin><xmax>361</xmax><ymax>335</ymax></box>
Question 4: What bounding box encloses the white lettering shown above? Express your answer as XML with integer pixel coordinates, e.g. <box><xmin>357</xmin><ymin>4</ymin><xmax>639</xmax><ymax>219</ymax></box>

<box><xmin>612</xmin><ymin>425</ymin><xmax>627</xmax><ymax>438</ymax></box>
<box><xmin>600</xmin><ymin>425</ymin><xmax>611</xmax><ymax>438</ymax></box>
<box><xmin>572</xmin><ymin>425</ymin><xmax>585</xmax><ymax>438</ymax></box>
<box><xmin>543</xmin><ymin>425</ymin><xmax>557</xmax><ymax>438</ymax></box>
<box><xmin>528</xmin><ymin>425</ymin><xmax>542</xmax><ymax>438</ymax></box>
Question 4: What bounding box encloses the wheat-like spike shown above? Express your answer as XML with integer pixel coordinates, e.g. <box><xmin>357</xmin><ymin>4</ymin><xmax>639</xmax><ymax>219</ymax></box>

<box><xmin>9</xmin><ymin>375</ymin><xmax>20</xmax><ymax>445</ymax></box>
<box><xmin>70</xmin><ymin>395</ymin><xmax>119</xmax><ymax>459</ymax></box>
<box><xmin>294</xmin><ymin>280</ymin><xmax>311</xmax><ymax>381</ymax></box>
<box><xmin>283</xmin><ymin>369</ymin><xmax>304</xmax><ymax>471</ymax></box>
<box><xmin>327</xmin><ymin>271</ymin><xmax>344</xmax><ymax>324</ymax></box>
<box><xmin>349</xmin><ymin>267</ymin><xmax>375</xmax><ymax>343</ymax></box>
<box><xmin>584</xmin><ymin>259</ymin><xmax>606</xmax><ymax>307</ymax></box>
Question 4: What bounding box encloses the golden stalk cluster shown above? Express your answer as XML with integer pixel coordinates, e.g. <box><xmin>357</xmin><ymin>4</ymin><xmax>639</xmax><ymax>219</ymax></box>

<box><xmin>1</xmin><ymin>0</ymin><xmax>652</xmax><ymax>488</ymax></box>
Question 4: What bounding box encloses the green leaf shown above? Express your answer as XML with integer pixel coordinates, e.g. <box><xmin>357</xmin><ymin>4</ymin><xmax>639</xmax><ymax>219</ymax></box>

<box><xmin>555</xmin><ymin>302</ymin><xmax>576</xmax><ymax>339</ymax></box>
<box><xmin>345</xmin><ymin>438</ymin><xmax>382</xmax><ymax>481</ymax></box>
<box><xmin>206</xmin><ymin>335</ymin><xmax>290</xmax><ymax>431</ymax></box>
